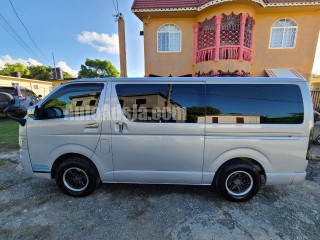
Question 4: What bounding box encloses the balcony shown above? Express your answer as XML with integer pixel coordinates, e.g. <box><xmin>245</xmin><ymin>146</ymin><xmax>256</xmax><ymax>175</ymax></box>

<box><xmin>194</xmin><ymin>13</ymin><xmax>255</xmax><ymax>64</ymax></box>
<box><xmin>195</xmin><ymin>46</ymin><xmax>252</xmax><ymax>63</ymax></box>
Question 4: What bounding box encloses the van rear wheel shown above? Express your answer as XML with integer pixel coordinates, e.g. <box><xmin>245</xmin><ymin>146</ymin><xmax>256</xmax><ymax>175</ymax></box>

<box><xmin>55</xmin><ymin>157</ymin><xmax>99</xmax><ymax>197</ymax></box>
<box><xmin>215</xmin><ymin>161</ymin><xmax>261</xmax><ymax>202</ymax></box>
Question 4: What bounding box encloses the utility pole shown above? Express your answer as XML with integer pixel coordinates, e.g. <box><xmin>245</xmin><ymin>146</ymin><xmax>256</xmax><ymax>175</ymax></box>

<box><xmin>117</xmin><ymin>13</ymin><xmax>128</xmax><ymax>78</ymax></box>
<box><xmin>52</xmin><ymin>53</ymin><xmax>57</xmax><ymax>80</ymax></box>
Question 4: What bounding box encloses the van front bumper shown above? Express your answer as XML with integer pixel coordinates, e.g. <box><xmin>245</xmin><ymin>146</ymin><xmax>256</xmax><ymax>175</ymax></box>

<box><xmin>19</xmin><ymin>149</ymin><xmax>33</xmax><ymax>177</ymax></box>
<box><xmin>19</xmin><ymin>149</ymin><xmax>51</xmax><ymax>179</ymax></box>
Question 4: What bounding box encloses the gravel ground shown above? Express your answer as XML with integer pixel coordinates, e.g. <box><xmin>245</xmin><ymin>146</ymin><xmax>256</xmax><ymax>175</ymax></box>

<box><xmin>1</xmin><ymin>148</ymin><xmax>320</xmax><ymax>240</ymax></box>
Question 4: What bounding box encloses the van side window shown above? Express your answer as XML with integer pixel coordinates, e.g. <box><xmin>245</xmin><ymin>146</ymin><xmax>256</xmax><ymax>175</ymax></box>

<box><xmin>43</xmin><ymin>83</ymin><xmax>103</xmax><ymax>118</ymax></box>
<box><xmin>115</xmin><ymin>84</ymin><xmax>206</xmax><ymax>123</ymax></box>
<box><xmin>206</xmin><ymin>84</ymin><xmax>304</xmax><ymax>124</ymax></box>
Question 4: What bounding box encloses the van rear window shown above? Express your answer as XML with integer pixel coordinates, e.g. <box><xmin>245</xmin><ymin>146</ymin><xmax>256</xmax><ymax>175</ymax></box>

<box><xmin>206</xmin><ymin>84</ymin><xmax>304</xmax><ymax>124</ymax></box>
<box><xmin>0</xmin><ymin>87</ymin><xmax>17</xmax><ymax>96</ymax></box>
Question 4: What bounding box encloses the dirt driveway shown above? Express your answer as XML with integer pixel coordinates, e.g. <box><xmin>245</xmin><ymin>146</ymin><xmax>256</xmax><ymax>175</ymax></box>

<box><xmin>1</xmin><ymin>150</ymin><xmax>320</xmax><ymax>240</ymax></box>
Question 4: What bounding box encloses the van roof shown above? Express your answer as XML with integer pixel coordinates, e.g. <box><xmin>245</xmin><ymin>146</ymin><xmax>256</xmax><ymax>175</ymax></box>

<box><xmin>70</xmin><ymin>77</ymin><xmax>306</xmax><ymax>83</ymax></box>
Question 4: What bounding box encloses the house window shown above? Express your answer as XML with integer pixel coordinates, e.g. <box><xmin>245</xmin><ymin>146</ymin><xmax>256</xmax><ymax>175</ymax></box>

<box><xmin>270</xmin><ymin>18</ymin><xmax>297</xmax><ymax>49</ymax></box>
<box><xmin>157</xmin><ymin>24</ymin><xmax>181</xmax><ymax>52</ymax></box>
<box><xmin>33</xmin><ymin>85</ymin><xmax>39</xmax><ymax>89</ymax></box>
<box><xmin>76</xmin><ymin>101</ymin><xmax>83</xmax><ymax>107</ymax></box>
<box><xmin>212</xmin><ymin>117</ymin><xmax>218</xmax><ymax>123</ymax></box>
<box><xmin>89</xmin><ymin>100</ymin><xmax>96</xmax><ymax>106</ymax></box>
<box><xmin>236</xmin><ymin>117</ymin><xmax>244</xmax><ymax>124</ymax></box>
<box><xmin>136</xmin><ymin>98</ymin><xmax>147</xmax><ymax>109</ymax></box>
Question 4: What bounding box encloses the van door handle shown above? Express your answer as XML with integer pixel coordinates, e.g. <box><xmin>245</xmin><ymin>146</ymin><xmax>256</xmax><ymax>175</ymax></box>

<box><xmin>85</xmin><ymin>123</ymin><xmax>99</xmax><ymax>129</ymax></box>
<box><xmin>117</xmin><ymin>122</ymin><xmax>125</xmax><ymax>132</ymax></box>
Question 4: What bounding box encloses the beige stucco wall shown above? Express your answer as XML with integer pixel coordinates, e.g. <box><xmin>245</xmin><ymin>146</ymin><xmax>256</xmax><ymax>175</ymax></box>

<box><xmin>141</xmin><ymin>2</ymin><xmax>320</xmax><ymax>78</ymax></box>
<box><xmin>252</xmin><ymin>12</ymin><xmax>320</xmax><ymax>78</ymax></box>
<box><xmin>143</xmin><ymin>18</ymin><xmax>195</xmax><ymax>76</ymax></box>
<box><xmin>0</xmin><ymin>75</ymin><xmax>52</xmax><ymax>96</ymax></box>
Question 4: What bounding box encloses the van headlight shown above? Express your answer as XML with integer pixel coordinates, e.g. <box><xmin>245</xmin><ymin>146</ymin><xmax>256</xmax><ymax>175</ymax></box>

<box><xmin>19</xmin><ymin>136</ymin><xmax>28</xmax><ymax>150</ymax></box>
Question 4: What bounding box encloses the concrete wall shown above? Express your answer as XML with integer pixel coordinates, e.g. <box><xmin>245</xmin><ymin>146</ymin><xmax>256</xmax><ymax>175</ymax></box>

<box><xmin>0</xmin><ymin>75</ymin><xmax>53</xmax><ymax>96</ymax></box>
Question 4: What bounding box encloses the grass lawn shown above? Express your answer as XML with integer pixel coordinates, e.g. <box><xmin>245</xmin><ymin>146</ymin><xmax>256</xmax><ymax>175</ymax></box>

<box><xmin>0</xmin><ymin>115</ymin><xmax>19</xmax><ymax>152</ymax></box>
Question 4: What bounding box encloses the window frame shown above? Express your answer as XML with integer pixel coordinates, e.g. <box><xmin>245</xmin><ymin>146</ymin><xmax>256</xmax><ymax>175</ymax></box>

<box><xmin>41</xmin><ymin>83</ymin><xmax>104</xmax><ymax>119</ymax></box>
<box><xmin>114</xmin><ymin>82</ymin><xmax>206</xmax><ymax>124</ymax></box>
<box><xmin>157</xmin><ymin>23</ymin><xmax>182</xmax><ymax>53</ymax></box>
<box><xmin>269</xmin><ymin>18</ymin><xmax>298</xmax><ymax>49</ymax></box>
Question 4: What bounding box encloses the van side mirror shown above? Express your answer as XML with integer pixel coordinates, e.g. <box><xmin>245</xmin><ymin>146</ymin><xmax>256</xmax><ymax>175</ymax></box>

<box><xmin>34</xmin><ymin>105</ymin><xmax>44</xmax><ymax>120</ymax></box>
<box><xmin>4</xmin><ymin>104</ymin><xmax>26</xmax><ymax>126</ymax></box>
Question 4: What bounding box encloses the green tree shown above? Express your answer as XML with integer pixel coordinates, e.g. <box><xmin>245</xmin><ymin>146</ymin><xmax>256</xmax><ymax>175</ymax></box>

<box><xmin>28</xmin><ymin>65</ymin><xmax>51</xmax><ymax>81</ymax></box>
<box><xmin>78</xmin><ymin>58</ymin><xmax>119</xmax><ymax>78</ymax></box>
<box><xmin>63</xmin><ymin>71</ymin><xmax>72</xmax><ymax>80</ymax></box>
<box><xmin>0</xmin><ymin>63</ymin><xmax>30</xmax><ymax>77</ymax></box>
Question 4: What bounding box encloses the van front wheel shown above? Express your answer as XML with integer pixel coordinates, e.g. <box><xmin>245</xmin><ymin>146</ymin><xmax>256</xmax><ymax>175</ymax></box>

<box><xmin>216</xmin><ymin>162</ymin><xmax>261</xmax><ymax>202</ymax></box>
<box><xmin>55</xmin><ymin>157</ymin><xmax>99</xmax><ymax>197</ymax></box>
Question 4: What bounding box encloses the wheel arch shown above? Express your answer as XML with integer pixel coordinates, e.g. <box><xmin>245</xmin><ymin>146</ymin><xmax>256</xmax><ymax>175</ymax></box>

<box><xmin>212</xmin><ymin>157</ymin><xmax>266</xmax><ymax>186</ymax></box>
<box><xmin>206</xmin><ymin>148</ymin><xmax>271</xmax><ymax>185</ymax></box>
<box><xmin>51</xmin><ymin>153</ymin><xmax>100</xmax><ymax>179</ymax></box>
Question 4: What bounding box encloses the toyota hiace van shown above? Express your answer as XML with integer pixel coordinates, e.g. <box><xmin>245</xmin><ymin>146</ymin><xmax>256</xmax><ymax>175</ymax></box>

<box><xmin>11</xmin><ymin>77</ymin><xmax>314</xmax><ymax>202</ymax></box>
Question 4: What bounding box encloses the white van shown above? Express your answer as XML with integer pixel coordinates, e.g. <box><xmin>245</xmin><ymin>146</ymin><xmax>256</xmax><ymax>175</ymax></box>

<box><xmin>12</xmin><ymin>77</ymin><xmax>314</xmax><ymax>202</ymax></box>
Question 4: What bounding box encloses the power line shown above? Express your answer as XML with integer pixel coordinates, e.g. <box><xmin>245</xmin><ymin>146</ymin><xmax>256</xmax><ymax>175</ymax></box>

<box><xmin>0</xmin><ymin>12</ymin><xmax>47</xmax><ymax>65</ymax></box>
<box><xmin>0</xmin><ymin>20</ymin><xmax>37</xmax><ymax>60</ymax></box>
<box><xmin>8</xmin><ymin>0</ymin><xmax>51</xmax><ymax>64</ymax></box>
<box><xmin>112</xmin><ymin>0</ymin><xmax>119</xmax><ymax>14</ymax></box>
<box><xmin>116</xmin><ymin>0</ymin><xmax>119</xmax><ymax>13</ymax></box>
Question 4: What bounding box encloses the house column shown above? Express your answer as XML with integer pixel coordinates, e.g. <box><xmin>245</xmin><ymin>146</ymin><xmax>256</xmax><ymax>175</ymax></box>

<box><xmin>250</xmin><ymin>22</ymin><xmax>256</xmax><ymax>62</ymax></box>
<box><xmin>239</xmin><ymin>13</ymin><xmax>248</xmax><ymax>61</ymax></box>
<box><xmin>214</xmin><ymin>15</ymin><xmax>222</xmax><ymax>61</ymax></box>
<box><xmin>193</xmin><ymin>24</ymin><xmax>199</xmax><ymax>64</ymax></box>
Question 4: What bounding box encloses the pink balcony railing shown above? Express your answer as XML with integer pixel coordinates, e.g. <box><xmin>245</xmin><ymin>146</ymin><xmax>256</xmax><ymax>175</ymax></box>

<box><xmin>195</xmin><ymin>46</ymin><xmax>252</xmax><ymax>63</ymax></box>
<box><xmin>243</xmin><ymin>47</ymin><xmax>252</xmax><ymax>61</ymax></box>
<box><xmin>196</xmin><ymin>48</ymin><xmax>216</xmax><ymax>63</ymax></box>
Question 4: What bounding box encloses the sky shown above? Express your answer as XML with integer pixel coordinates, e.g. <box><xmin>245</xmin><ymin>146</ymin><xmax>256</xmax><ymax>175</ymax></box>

<box><xmin>0</xmin><ymin>0</ymin><xmax>144</xmax><ymax>77</ymax></box>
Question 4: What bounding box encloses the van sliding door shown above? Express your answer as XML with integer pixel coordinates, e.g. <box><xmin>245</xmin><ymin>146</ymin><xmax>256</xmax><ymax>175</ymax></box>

<box><xmin>110</xmin><ymin>81</ymin><xmax>206</xmax><ymax>184</ymax></box>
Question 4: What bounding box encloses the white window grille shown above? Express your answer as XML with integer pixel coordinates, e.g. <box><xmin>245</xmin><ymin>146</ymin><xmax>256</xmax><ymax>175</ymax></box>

<box><xmin>270</xmin><ymin>18</ymin><xmax>297</xmax><ymax>49</ymax></box>
<box><xmin>33</xmin><ymin>85</ymin><xmax>38</xmax><ymax>89</ymax></box>
<box><xmin>157</xmin><ymin>24</ymin><xmax>181</xmax><ymax>52</ymax></box>
<box><xmin>11</xmin><ymin>83</ymin><xmax>19</xmax><ymax>87</ymax></box>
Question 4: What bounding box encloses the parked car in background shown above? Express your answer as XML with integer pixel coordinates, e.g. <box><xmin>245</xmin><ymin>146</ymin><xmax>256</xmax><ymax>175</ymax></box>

<box><xmin>0</xmin><ymin>86</ymin><xmax>41</xmax><ymax>115</ymax></box>
<box><xmin>0</xmin><ymin>92</ymin><xmax>14</xmax><ymax>113</ymax></box>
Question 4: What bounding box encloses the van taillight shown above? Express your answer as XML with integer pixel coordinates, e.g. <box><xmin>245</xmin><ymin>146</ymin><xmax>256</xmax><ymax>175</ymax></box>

<box><xmin>18</xmin><ymin>93</ymin><xmax>26</xmax><ymax>100</ymax></box>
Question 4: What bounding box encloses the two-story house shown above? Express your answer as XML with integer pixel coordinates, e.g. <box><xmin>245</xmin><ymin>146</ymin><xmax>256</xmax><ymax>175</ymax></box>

<box><xmin>132</xmin><ymin>0</ymin><xmax>320</xmax><ymax>84</ymax></box>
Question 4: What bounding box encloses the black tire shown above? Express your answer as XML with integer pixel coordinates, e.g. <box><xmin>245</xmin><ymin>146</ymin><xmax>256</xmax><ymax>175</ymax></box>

<box><xmin>215</xmin><ymin>161</ymin><xmax>261</xmax><ymax>202</ymax></box>
<box><xmin>55</xmin><ymin>157</ymin><xmax>100</xmax><ymax>197</ymax></box>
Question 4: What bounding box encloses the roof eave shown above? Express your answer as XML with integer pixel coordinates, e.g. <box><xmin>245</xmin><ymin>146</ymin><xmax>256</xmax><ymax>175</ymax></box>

<box><xmin>132</xmin><ymin>0</ymin><xmax>320</xmax><ymax>13</ymax></box>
